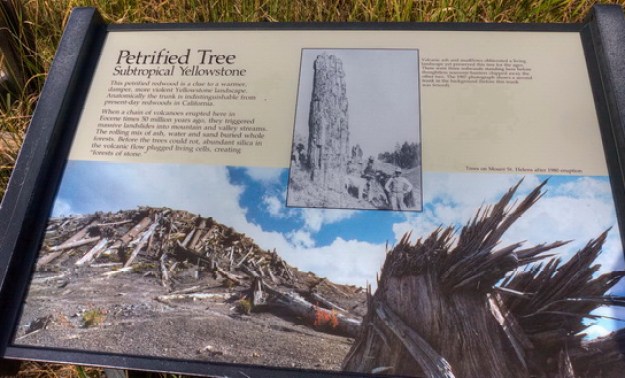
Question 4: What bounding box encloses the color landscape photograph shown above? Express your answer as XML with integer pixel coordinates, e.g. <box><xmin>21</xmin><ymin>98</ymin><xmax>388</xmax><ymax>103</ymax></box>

<box><xmin>13</xmin><ymin>161</ymin><xmax>625</xmax><ymax>377</ymax></box>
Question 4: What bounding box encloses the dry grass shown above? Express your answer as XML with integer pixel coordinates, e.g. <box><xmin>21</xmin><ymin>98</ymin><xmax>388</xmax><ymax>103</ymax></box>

<box><xmin>1</xmin><ymin>0</ymin><xmax>622</xmax><ymax>199</ymax></box>
<box><xmin>16</xmin><ymin>361</ymin><xmax>104</xmax><ymax>378</ymax></box>
<box><xmin>1</xmin><ymin>0</ymin><xmax>624</xmax><ymax>376</ymax></box>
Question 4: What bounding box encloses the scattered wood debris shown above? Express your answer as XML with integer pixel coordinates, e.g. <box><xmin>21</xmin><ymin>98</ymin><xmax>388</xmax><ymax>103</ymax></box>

<box><xmin>38</xmin><ymin>207</ymin><xmax>365</xmax><ymax>337</ymax></box>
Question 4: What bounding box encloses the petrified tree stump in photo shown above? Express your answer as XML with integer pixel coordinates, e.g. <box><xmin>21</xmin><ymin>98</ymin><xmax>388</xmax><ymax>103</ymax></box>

<box><xmin>307</xmin><ymin>53</ymin><xmax>350</xmax><ymax>207</ymax></box>
<box><xmin>343</xmin><ymin>181</ymin><xmax>625</xmax><ymax>377</ymax></box>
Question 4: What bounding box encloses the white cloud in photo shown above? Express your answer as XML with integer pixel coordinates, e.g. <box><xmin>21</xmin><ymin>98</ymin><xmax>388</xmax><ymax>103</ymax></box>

<box><xmin>263</xmin><ymin>195</ymin><xmax>288</xmax><ymax>218</ymax></box>
<box><xmin>51</xmin><ymin>198</ymin><xmax>73</xmax><ymax>217</ymax></box>
<box><xmin>392</xmin><ymin>173</ymin><xmax>541</xmax><ymax>242</ymax></box>
<box><xmin>502</xmin><ymin>179</ymin><xmax>623</xmax><ymax>274</ymax></box>
<box><xmin>553</xmin><ymin>176</ymin><xmax>614</xmax><ymax>200</ymax></box>
<box><xmin>392</xmin><ymin>173</ymin><xmax>623</xmax><ymax>278</ymax></box>
<box><xmin>287</xmin><ymin>230</ymin><xmax>316</xmax><ymax>248</ymax></box>
<box><xmin>243</xmin><ymin>167</ymin><xmax>283</xmax><ymax>184</ymax></box>
<box><xmin>300</xmin><ymin>208</ymin><xmax>357</xmax><ymax>233</ymax></box>
<box><xmin>52</xmin><ymin>163</ymin><xmax>248</xmax><ymax>229</ymax></box>
<box><xmin>287</xmin><ymin>238</ymin><xmax>386</xmax><ymax>287</ymax></box>
<box><xmin>222</xmin><ymin>219</ymin><xmax>384</xmax><ymax>287</ymax></box>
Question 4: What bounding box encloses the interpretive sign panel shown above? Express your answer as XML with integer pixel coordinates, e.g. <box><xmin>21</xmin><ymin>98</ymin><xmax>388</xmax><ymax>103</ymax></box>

<box><xmin>3</xmin><ymin>6</ymin><xmax>625</xmax><ymax>378</ymax></box>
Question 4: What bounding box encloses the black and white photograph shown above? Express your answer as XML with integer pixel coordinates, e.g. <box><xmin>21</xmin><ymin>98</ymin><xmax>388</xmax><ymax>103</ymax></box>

<box><xmin>287</xmin><ymin>48</ymin><xmax>422</xmax><ymax>211</ymax></box>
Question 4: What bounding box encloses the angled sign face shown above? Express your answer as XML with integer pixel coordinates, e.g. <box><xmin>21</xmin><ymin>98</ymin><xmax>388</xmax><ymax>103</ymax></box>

<box><xmin>2</xmin><ymin>6</ymin><xmax>625</xmax><ymax>378</ymax></box>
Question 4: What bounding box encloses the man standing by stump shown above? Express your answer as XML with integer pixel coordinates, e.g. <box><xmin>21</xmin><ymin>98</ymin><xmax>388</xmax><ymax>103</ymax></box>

<box><xmin>385</xmin><ymin>168</ymin><xmax>413</xmax><ymax>210</ymax></box>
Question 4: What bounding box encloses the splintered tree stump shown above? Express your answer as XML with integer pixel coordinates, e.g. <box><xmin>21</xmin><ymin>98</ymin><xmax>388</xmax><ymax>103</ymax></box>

<box><xmin>343</xmin><ymin>252</ymin><xmax>528</xmax><ymax>377</ymax></box>
<box><xmin>343</xmin><ymin>181</ymin><xmax>625</xmax><ymax>377</ymax></box>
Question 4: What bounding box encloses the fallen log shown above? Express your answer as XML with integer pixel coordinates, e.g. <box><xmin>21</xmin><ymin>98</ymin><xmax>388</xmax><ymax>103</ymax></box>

<box><xmin>106</xmin><ymin>216</ymin><xmax>153</xmax><ymax>252</ymax></box>
<box><xmin>49</xmin><ymin>220</ymin><xmax>97</xmax><ymax>250</ymax></box>
<box><xmin>36</xmin><ymin>251</ymin><xmax>65</xmax><ymax>269</ymax></box>
<box><xmin>180</xmin><ymin>228</ymin><xmax>196</xmax><ymax>248</ymax></box>
<box><xmin>90</xmin><ymin>262</ymin><xmax>123</xmax><ymax>269</ymax></box>
<box><xmin>252</xmin><ymin>278</ymin><xmax>266</xmax><ymax>307</ymax></box>
<box><xmin>75</xmin><ymin>238</ymin><xmax>109</xmax><ymax>266</ymax></box>
<box><xmin>49</xmin><ymin>236</ymin><xmax>100</xmax><ymax>252</ymax></box>
<box><xmin>171</xmin><ymin>284</ymin><xmax>215</xmax><ymax>295</ymax></box>
<box><xmin>267</xmin><ymin>266</ymin><xmax>280</xmax><ymax>285</ymax></box>
<box><xmin>235</xmin><ymin>247</ymin><xmax>254</xmax><ymax>268</ymax></box>
<box><xmin>240</xmin><ymin>265</ymin><xmax>260</xmax><ymax>279</ymax></box>
<box><xmin>102</xmin><ymin>267</ymin><xmax>134</xmax><ymax>277</ymax></box>
<box><xmin>216</xmin><ymin>267</ymin><xmax>244</xmax><ymax>286</ymax></box>
<box><xmin>311</xmin><ymin>292</ymin><xmax>349</xmax><ymax>314</ymax></box>
<box><xmin>173</xmin><ymin>241</ymin><xmax>212</xmax><ymax>266</ymax></box>
<box><xmin>263</xmin><ymin>282</ymin><xmax>361</xmax><ymax>338</ymax></box>
<box><xmin>160</xmin><ymin>253</ymin><xmax>172</xmax><ymax>290</ymax></box>
<box><xmin>189</xmin><ymin>219</ymin><xmax>207</xmax><ymax>250</ymax></box>
<box><xmin>94</xmin><ymin>219</ymin><xmax>133</xmax><ymax>227</ymax></box>
<box><xmin>156</xmin><ymin>292</ymin><xmax>235</xmax><ymax>302</ymax></box>
<box><xmin>123</xmin><ymin>221</ymin><xmax>159</xmax><ymax>268</ymax></box>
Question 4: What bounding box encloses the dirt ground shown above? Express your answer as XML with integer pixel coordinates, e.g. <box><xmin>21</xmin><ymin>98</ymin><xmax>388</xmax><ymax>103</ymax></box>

<box><xmin>14</xmin><ymin>266</ymin><xmax>356</xmax><ymax>372</ymax></box>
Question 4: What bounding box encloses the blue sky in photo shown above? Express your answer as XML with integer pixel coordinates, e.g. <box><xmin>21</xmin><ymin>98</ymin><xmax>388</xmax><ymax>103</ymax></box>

<box><xmin>51</xmin><ymin>160</ymin><xmax>625</xmax><ymax>337</ymax></box>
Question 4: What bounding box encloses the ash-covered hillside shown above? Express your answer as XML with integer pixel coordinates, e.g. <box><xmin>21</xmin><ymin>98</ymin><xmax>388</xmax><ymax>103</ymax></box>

<box><xmin>17</xmin><ymin>207</ymin><xmax>367</xmax><ymax>370</ymax></box>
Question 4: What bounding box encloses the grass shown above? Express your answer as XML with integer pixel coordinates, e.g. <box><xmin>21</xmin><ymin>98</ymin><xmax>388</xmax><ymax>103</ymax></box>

<box><xmin>1</xmin><ymin>0</ymin><xmax>624</xmax><ymax>376</ymax></box>
<box><xmin>81</xmin><ymin>308</ymin><xmax>106</xmax><ymax>328</ymax></box>
<box><xmin>16</xmin><ymin>361</ymin><xmax>104</xmax><ymax>378</ymax></box>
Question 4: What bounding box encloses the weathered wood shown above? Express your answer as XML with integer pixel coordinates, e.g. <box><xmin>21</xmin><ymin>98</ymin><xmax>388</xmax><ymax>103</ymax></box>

<box><xmin>252</xmin><ymin>278</ymin><xmax>265</xmax><ymax>307</ymax></box>
<box><xmin>280</xmin><ymin>259</ymin><xmax>294</xmax><ymax>281</ymax></box>
<box><xmin>189</xmin><ymin>219</ymin><xmax>207</xmax><ymax>249</ymax></box>
<box><xmin>263</xmin><ymin>283</ymin><xmax>361</xmax><ymax>338</ymax></box>
<box><xmin>216</xmin><ymin>267</ymin><xmax>244</xmax><ymax>285</ymax></box>
<box><xmin>311</xmin><ymin>292</ymin><xmax>349</xmax><ymax>314</ymax></box>
<box><xmin>173</xmin><ymin>241</ymin><xmax>212</xmax><ymax>265</ymax></box>
<box><xmin>267</xmin><ymin>266</ymin><xmax>280</xmax><ymax>285</ymax></box>
<box><xmin>90</xmin><ymin>262</ymin><xmax>123</xmax><ymax>269</ymax></box>
<box><xmin>240</xmin><ymin>265</ymin><xmax>260</xmax><ymax>279</ymax></box>
<box><xmin>235</xmin><ymin>248</ymin><xmax>254</xmax><ymax>268</ymax></box>
<box><xmin>228</xmin><ymin>247</ymin><xmax>234</xmax><ymax>271</ymax></box>
<box><xmin>160</xmin><ymin>253</ymin><xmax>172</xmax><ymax>290</ymax></box>
<box><xmin>343</xmin><ymin>181</ymin><xmax>625</xmax><ymax>377</ymax></box>
<box><xmin>49</xmin><ymin>236</ymin><xmax>100</xmax><ymax>252</ymax></box>
<box><xmin>36</xmin><ymin>251</ymin><xmax>65</xmax><ymax>268</ymax></box>
<box><xmin>106</xmin><ymin>217</ymin><xmax>152</xmax><ymax>252</ymax></box>
<box><xmin>156</xmin><ymin>292</ymin><xmax>235</xmax><ymax>302</ymax></box>
<box><xmin>557</xmin><ymin>350</ymin><xmax>576</xmax><ymax>378</ymax></box>
<box><xmin>252</xmin><ymin>260</ymin><xmax>265</xmax><ymax>277</ymax></box>
<box><xmin>102</xmin><ymin>267</ymin><xmax>134</xmax><ymax>277</ymax></box>
<box><xmin>569</xmin><ymin>329</ymin><xmax>625</xmax><ymax>375</ymax></box>
<box><xmin>487</xmin><ymin>293</ymin><xmax>533</xmax><ymax>369</ymax></box>
<box><xmin>95</xmin><ymin>220</ymin><xmax>133</xmax><ymax>227</ymax></box>
<box><xmin>180</xmin><ymin>228</ymin><xmax>195</xmax><ymax>248</ymax></box>
<box><xmin>123</xmin><ymin>221</ymin><xmax>159</xmax><ymax>268</ymax></box>
<box><xmin>31</xmin><ymin>274</ymin><xmax>68</xmax><ymax>285</ymax></box>
<box><xmin>49</xmin><ymin>220</ymin><xmax>97</xmax><ymax>250</ymax></box>
<box><xmin>75</xmin><ymin>238</ymin><xmax>109</xmax><ymax>266</ymax></box>
<box><xmin>171</xmin><ymin>284</ymin><xmax>215</xmax><ymax>295</ymax></box>
<box><xmin>375</xmin><ymin>302</ymin><xmax>455</xmax><ymax>378</ymax></box>
<box><xmin>318</xmin><ymin>277</ymin><xmax>349</xmax><ymax>297</ymax></box>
